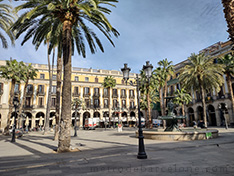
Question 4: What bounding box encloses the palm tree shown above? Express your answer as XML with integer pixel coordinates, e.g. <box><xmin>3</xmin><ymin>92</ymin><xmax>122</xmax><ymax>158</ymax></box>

<box><xmin>0</xmin><ymin>0</ymin><xmax>15</xmax><ymax>48</ymax></box>
<box><xmin>139</xmin><ymin>70</ymin><xmax>158</xmax><ymax>128</ymax></box>
<box><xmin>0</xmin><ymin>59</ymin><xmax>24</xmax><ymax>134</ymax></box>
<box><xmin>218</xmin><ymin>54</ymin><xmax>234</xmax><ymax>119</ymax></box>
<box><xmin>18</xmin><ymin>63</ymin><xmax>37</xmax><ymax>128</ymax></box>
<box><xmin>222</xmin><ymin>0</ymin><xmax>234</xmax><ymax>43</ymax></box>
<box><xmin>12</xmin><ymin>0</ymin><xmax>119</xmax><ymax>152</ymax></box>
<box><xmin>102</xmin><ymin>76</ymin><xmax>116</xmax><ymax>126</ymax></box>
<box><xmin>158</xmin><ymin>59</ymin><xmax>174</xmax><ymax>115</ymax></box>
<box><xmin>179</xmin><ymin>53</ymin><xmax>224</xmax><ymax>128</ymax></box>
<box><xmin>173</xmin><ymin>88</ymin><xmax>192</xmax><ymax>118</ymax></box>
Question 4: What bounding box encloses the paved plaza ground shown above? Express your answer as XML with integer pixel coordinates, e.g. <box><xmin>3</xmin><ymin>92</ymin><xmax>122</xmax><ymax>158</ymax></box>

<box><xmin>0</xmin><ymin>127</ymin><xmax>234</xmax><ymax>176</ymax></box>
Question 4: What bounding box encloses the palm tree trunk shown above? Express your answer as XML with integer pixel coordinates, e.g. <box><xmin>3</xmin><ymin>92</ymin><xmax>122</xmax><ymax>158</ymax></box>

<box><xmin>159</xmin><ymin>87</ymin><xmax>166</xmax><ymax>129</ymax></box>
<box><xmin>222</xmin><ymin>0</ymin><xmax>234</xmax><ymax>42</ymax></box>
<box><xmin>18</xmin><ymin>78</ymin><xmax>29</xmax><ymax>128</ymax></box>
<box><xmin>163</xmin><ymin>84</ymin><xmax>168</xmax><ymax>114</ymax></box>
<box><xmin>58</xmin><ymin>19</ymin><xmax>72</xmax><ymax>152</ymax></box>
<box><xmin>44</xmin><ymin>42</ymin><xmax>52</xmax><ymax>134</ymax></box>
<box><xmin>4</xmin><ymin>79</ymin><xmax>16</xmax><ymax>135</ymax></box>
<box><xmin>147</xmin><ymin>92</ymin><xmax>152</xmax><ymax>128</ymax></box>
<box><xmin>199</xmin><ymin>78</ymin><xmax>207</xmax><ymax>128</ymax></box>
<box><xmin>226</xmin><ymin>73</ymin><xmax>234</xmax><ymax>119</ymax></box>
<box><xmin>54</xmin><ymin>50</ymin><xmax>62</xmax><ymax>141</ymax></box>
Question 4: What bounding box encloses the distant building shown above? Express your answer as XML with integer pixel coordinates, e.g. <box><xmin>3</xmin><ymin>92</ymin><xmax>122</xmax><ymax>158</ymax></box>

<box><xmin>0</xmin><ymin>60</ymin><xmax>141</xmax><ymax>131</ymax></box>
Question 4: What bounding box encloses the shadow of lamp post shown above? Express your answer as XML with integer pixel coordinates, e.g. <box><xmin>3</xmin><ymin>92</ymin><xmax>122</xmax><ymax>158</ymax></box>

<box><xmin>11</xmin><ymin>96</ymin><xmax>19</xmax><ymax>143</ymax></box>
<box><xmin>121</xmin><ymin>61</ymin><xmax>153</xmax><ymax>159</ymax></box>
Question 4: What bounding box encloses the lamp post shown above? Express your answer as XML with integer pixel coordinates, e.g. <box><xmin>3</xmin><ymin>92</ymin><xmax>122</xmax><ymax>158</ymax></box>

<box><xmin>121</xmin><ymin>61</ymin><xmax>153</xmax><ymax>159</ymax></box>
<box><xmin>72</xmin><ymin>98</ymin><xmax>82</xmax><ymax>137</ymax></box>
<box><xmin>11</xmin><ymin>96</ymin><xmax>19</xmax><ymax>143</ymax></box>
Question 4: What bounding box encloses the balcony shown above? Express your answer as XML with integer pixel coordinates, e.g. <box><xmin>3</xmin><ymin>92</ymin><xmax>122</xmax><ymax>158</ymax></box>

<box><xmin>83</xmin><ymin>93</ymin><xmax>90</xmax><ymax>97</ymax></box>
<box><xmin>195</xmin><ymin>99</ymin><xmax>202</xmax><ymax>103</ymax></box>
<box><xmin>26</xmin><ymin>91</ymin><xmax>33</xmax><ymax>96</ymax></box>
<box><xmin>37</xmin><ymin>105</ymin><xmax>45</xmax><ymax>108</ymax></box>
<box><xmin>205</xmin><ymin>96</ymin><xmax>213</xmax><ymax>103</ymax></box>
<box><xmin>121</xmin><ymin>94</ymin><xmax>127</xmax><ymax>99</ymax></box>
<box><xmin>72</xmin><ymin>92</ymin><xmax>80</xmax><ymax>97</ymax></box>
<box><xmin>37</xmin><ymin>91</ymin><xmax>45</xmax><ymax>96</ymax></box>
<box><xmin>23</xmin><ymin>105</ymin><xmax>33</xmax><ymax>109</ymax></box>
<box><xmin>129</xmin><ymin>106</ymin><xmax>136</xmax><ymax>110</ymax></box>
<box><xmin>112</xmin><ymin>94</ymin><xmax>118</xmax><ymax>98</ymax></box>
<box><xmin>129</xmin><ymin>95</ymin><xmax>135</xmax><ymax>99</ymax></box>
<box><xmin>51</xmin><ymin>92</ymin><xmax>56</xmax><ymax>96</ymax></box>
<box><xmin>93</xmin><ymin>93</ymin><xmax>100</xmax><ymax>98</ymax></box>
<box><xmin>103</xmin><ymin>94</ymin><xmax>109</xmax><ymax>98</ymax></box>
<box><xmin>14</xmin><ymin>91</ymin><xmax>20</xmax><ymax>96</ymax></box>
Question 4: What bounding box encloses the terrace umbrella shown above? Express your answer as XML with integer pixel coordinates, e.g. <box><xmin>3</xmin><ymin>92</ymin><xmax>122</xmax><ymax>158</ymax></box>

<box><xmin>25</xmin><ymin>116</ymin><xmax>29</xmax><ymax>132</ymax></box>
<box><xmin>39</xmin><ymin>116</ymin><xmax>43</xmax><ymax>131</ymax></box>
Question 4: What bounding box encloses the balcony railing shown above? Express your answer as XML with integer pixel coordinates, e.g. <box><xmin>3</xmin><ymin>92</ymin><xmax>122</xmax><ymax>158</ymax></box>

<box><xmin>121</xmin><ymin>94</ymin><xmax>126</xmax><ymax>98</ymax></box>
<box><xmin>93</xmin><ymin>93</ymin><xmax>100</xmax><ymax>98</ymax></box>
<box><xmin>51</xmin><ymin>92</ymin><xmax>56</xmax><ymax>96</ymax></box>
<box><xmin>129</xmin><ymin>106</ymin><xmax>136</xmax><ymax>110</ymax></box>
<box><xmin>129</xmin><ymin>95</ymin><xmax>135</xmax><ymax>99</ymax></box>
<box><xmin>112</xmin><ymin>94</ymin><xmax>118</xmax><ymax>98</ymax></box>
<box><xmin>72</xmin><ymin>92</ymin><xmax>80</xmax><ymax>97</ymax></box>
<box><xmin>37</xmin><ymin>91</ymin><xmax>45</xmax><ymax>96</ymax></box>
<box><xmin>23</xmin><ymin>105</ymin><xmax>33</xmax><ymax>109</ymax></box>
<box><xmin>37</xmin><ymin>105</ymin><xmax>45</xmax><ymax>108</ymax></box>
<box><xmin>83</xmin><ymin>93</ymin><xmax>90</xmax><ymax>97</ymax></box>
<box><xmin>103</xmin><ymin>94</ymin><xmax>109</xmax><ymax>98</ymax></box>
<box><xmin>26</xmin><ymin>91</ymin><xmax>33</xmax><ymax>96</ymax></box>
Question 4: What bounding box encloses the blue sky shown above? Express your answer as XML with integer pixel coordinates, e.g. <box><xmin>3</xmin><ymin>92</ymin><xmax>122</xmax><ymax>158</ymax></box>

<box><xmin>0</xmin><ymin>0</ymin><xmax>229</xmax><ymax>73</ymax></box>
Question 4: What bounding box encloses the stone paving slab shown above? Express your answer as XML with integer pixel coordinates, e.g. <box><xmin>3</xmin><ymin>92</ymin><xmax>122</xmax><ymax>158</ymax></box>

<box><xmin>0</xmin><ymin>127</ymin><xmax>234</xmax><ymax>176</ymax></box>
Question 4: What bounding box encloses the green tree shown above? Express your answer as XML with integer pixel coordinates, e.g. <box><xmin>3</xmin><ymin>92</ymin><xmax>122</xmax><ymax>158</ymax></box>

<box><xmin>173</xmin><ymin>88</ymin><xmax>192</xmax><ymax>118</ymax></box>
<box><xmin>18</xmin><ymin>63</ymin><xmax>37</xmax><ymax>128</ymax></box>
<box><xmin>0</xmin><ymin>0</ymin><xmax>15</xmax><ymax>48</ymax></box>
<box><xmin>0</xmin><ymin>59</ymin><xmax>24</xmax><ymax>134</ymax></box>
<box><xmin>179</xmin><ymin>53</ymin><xmax>224</xmax><ymax>128</ymax></box>
<box><xmin>139</xmin><ymin>70</ymin><xmax>158</xmax><ymax>128</ymax></box>
<box><xmin>102</xmin><ymin>76</ymin><xmax>116</xmax><ymax>126</ymax></box>
<box><xmin>12</xmin><ymin>0</ymin><xmax>119</xmax><ymax>152</ymax></box>
<box><xmin>218</xmin><ymin>54</ymin><xmax>234</xmax><ymax>119</ymax></box>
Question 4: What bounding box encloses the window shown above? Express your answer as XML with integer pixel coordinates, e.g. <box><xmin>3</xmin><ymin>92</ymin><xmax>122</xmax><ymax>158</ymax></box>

<box><xmin>129</xmin><ymin>90</ymin><xmax>134</xmax><ymax>97</ymax></box>
<box><xmin>51</xmin><ymin>98</ymin><xmax>56</xmax><ymax>107</ymax></box>
<box><xmin>27</xmin><ymin>84</ymin><xmax>33</xmax><ymax>93</ymax></box>
<box><xmin>95</xmin><ymin>77</ymin><xmax>98</xmax><ymax>83</ymax></box>
<box><xmin>104</xmin><ymin>88</ymin><xmax>108</xmax><ymax>96</ymax></box>
<box><xmin>122</xmin><ymin>100</ymin><xmax>126</xmax><ymax>108</ymax></box>
<box><xmin>38</xmin><ymin>97</ymin><xmax>44</xmax><ymax>106</ymax></box>
<box><xmin>74</xmin><ymin>87</ymin><xmax>79</xmax><ymax>95</ymax></box>
<box><xmin>94</xmin><ymin>99</ymin><xmax>100</xmax><ymax>108</ymax></box>
<box><xmin>25</xmin><ymin>97</ymin><xmax>31</xmax><ymax>106</ymax></box>
<box><xmin>104</xmin><ymin>99</ymin><xmax>109</xmax><ymax>108</ymax></box>
<box><xmin>121</xmin><ymin>89</ymin><xmax>126</xmax><ymax>97</ymax></box>
<box><xmin>75</xmin><ymin>76</ymin><xmax>79</xmax><ymax>82</ymax></box>
<box><xmin>84</xmin><ymin>87</ymin><xmax>90</xmax><ymax>95</ymax></box>
<box><xmin>40</xmin><ymin>74</ymin><xmax>45</xmax><ymax>79</ymax></box>
<box><xmin>130</xmin><ymin>101</ymin><xmax>135</xmax><ymax>109</ymax></box>
<box><xmin>52</xmin><ymin>74</ymin><xmax>56</xmax><ymax>80</ymax></box>
<box><xmin>113</xmin><ymin>99</ymin><xmax>118</xmax><ymax>108</ymax></box>
<box><xmin>38</xmin><ymin>85</ymin><xmax>44</xmax><ymax>93</ymax></box>
<box><xmin>52</xmin><ymin>86</ymin><xmax>56</xmax><ymax>94</ymax></box>
<box><xmin>85</xmin><ymin>77</ymin><xmax>89</xmax><ymax>82</ymax></box>
<box><xmin>85</xmin><ymin>99</ymin><xmax>90</xmax><ymax>108</ymax></box>
<box><xmin>94</xmin><ymin>88</ymin><xmax>99</xmax><ymax>95</ymax></box>
<box><xmin>14</xmin><ymin>84</ymin><xmax>20</xmax><ymax>93</ymax></box>
<box><xmin>113</xmin><ymin>89</ymin><xmax>118</xmax><ymax>96</ymax></box>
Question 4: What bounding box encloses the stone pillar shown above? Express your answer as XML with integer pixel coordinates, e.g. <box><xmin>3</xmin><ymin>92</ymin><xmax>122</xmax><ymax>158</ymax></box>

<box><xmin>100</xmin><ymin>88</ymin><xmax>103</xmax><ymax>108</ymax></box>
<box><xmin>79</xmin><ymin>112</ymin><xmax>83</xmax><ymax>128</ymax></box>
<box><xmin>215</xmin><ymin>109</ymin><xmax>221</xmax><ymax>126</ymax></box>
<box><xmin>194</xmin><ymin>110</ymin><xmax>198</xmax><ymax>122</ymax></box>
<box><xmin>126</xmin><ymin>89</ymin><xmax>129</xmax><ymax>108</ymax></box>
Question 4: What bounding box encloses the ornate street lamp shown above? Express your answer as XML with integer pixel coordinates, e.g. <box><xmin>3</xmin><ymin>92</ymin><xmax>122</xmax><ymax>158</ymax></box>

<box><xmin>11</xmin><ymin>96</ymin><xmax>19</xmax><ymax>143</ymax></box>
<box><xmin>121</xmin><ymin>61</ymin><xmax>153</xmax><ymax>159</ymax></box>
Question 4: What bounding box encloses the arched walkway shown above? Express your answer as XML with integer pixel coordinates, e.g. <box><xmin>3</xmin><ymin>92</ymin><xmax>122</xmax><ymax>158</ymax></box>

<box><xmin>83</xmin><ymin>112</ymin><xmax>90</xmax><ymax>126</ymax></box>
<box><xmin>35</xmin><ymin>112</ymin><xmax>45</xmax><ymax>129</ymax></box>
<box><xmin>207</xmin><ymin>105</ymin><xmax>216</xmax><ymax>126</ymax></box>
<box><xmin>218</xmin><ymin>103</ymin><xmax>228</xmax><ymax>127</ymax></box>
<box><xmin>188</xmin><ymin>107</ymin><xmax>195</xmax><ymax>126</ymax></box>
<box><xmin>197</xmin><ymin>106</ymin><xmax>204</xmax><ymax>121</ymax></box>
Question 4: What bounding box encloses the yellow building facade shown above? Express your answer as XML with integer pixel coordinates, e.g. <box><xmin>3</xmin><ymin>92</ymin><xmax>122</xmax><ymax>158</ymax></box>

<box><xmin>0</xmin><ymin>60</ymin><xmax>140</xmax><ymax>131</ymax></box>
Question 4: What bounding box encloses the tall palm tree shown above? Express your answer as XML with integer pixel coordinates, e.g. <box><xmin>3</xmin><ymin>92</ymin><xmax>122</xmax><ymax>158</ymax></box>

<box><xmin>218</xmin><ymin>54</ymin><xmax>234</xmax><ymax>119</ymax></box>
<box><xmin>0</xmin><ymin>59</ymin><xmax>24</xmax><ymax>134</ymax></box>
<box><xmin>222</xmin><ymin>0</ymin><xmax>234</xmax><ymax>43</ymax></box>
<box><xmin>179</xmin><ymin>53</ymin><xmax>224</xmax><ymax>128</ymax></box>
<box><xmin>18</xmin><ymin>63</ymin><xmax>37</xmax><ymax>128</ymax></box>
<box><xmin>12</xmin><ymin>0</ymin><xmax>119</xmax><ymax>152</ymax></box>
<box><xmin>102</xmin><ymin>76</ymin><xmax>116</xmax><ymax>126</ymax></box>
<box><xmin>0</xmin><ymin>0</ymin><xmax>15</xmax><ymax>48</ymax></box>
<box><xmin>158</xmin><ymin>58</ymin><xmax>174</xmax><ymax>115</ymax></box>
<box><xmin>173</xmin><ymin>88</ymin><xmax>192</xmax><ymax>117</ymax></box>
<box><xmin>139</xmin><ymin>70</ymin><xmax>158</xmax><ymax>128</ymax></box>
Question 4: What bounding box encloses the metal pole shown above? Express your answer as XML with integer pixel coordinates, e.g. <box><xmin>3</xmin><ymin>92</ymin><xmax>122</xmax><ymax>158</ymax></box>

<box><xmin>74</xmin><ymin>106</ymin><xmax>78</xmax><ymax>136</ymax></box>
<box><xmin>11</xmin><ymin>106</ymin><xmax>17</xmax><ymax>143</ymax></box>
<box><xmin>136</xmin><ymin>74</ymin><xmax>147</xmax><ymax>159</ymax></box>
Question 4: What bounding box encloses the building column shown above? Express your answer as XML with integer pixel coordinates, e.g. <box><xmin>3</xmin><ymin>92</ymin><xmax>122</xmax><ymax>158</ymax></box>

<box><xmin>100</xmin><ymin>88</ymin><xmax>103</xmax><ymax>108</ymax></box>
<box><xmin>79</xmin><ymin>112</ymin><xmax>83</xmax><ymax>128</ymax></box>
<box><xmin>223</xmin><ymin>75</ymin><xmax>229</xmax><ymax>98</ymax></box>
